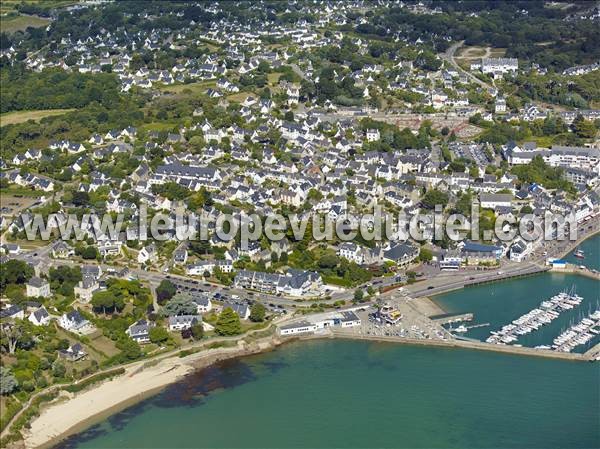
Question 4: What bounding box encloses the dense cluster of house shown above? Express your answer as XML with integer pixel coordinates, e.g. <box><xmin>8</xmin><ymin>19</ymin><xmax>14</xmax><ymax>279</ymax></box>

<box><xmin>1</xmin><ymin>2</ymin><xmax>599</xmax><ymax>350</ymax></box>
<box><xmin>503</xmin><ymin>142</ymin><xmax>600</xmax><ymax>186</ymax></box>
<box><xmin>3</xmin><ymin>102</ymin><xmax>599</xmax><ymax>274</ymax></box>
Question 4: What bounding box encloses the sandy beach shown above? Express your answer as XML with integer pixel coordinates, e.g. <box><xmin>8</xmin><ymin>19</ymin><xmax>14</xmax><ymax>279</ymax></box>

<box><xmin>23</xmin><ymin>339</ymin><xmax>279</xmax><ymax>449</ymax></box>
<box><xmin>23</xmin><ymin>360</ymin><xmax>192</xmax><ymax>449</ymax></box>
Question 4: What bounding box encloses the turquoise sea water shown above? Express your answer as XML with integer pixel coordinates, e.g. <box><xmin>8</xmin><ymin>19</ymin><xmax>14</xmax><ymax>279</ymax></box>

<box><xmin>564</xmin><ymin>233</ymin><xmax>600</xmax><ymax>271</ymax></box>
<box><xmin>434</xmin><ymin>273</ymin><xmax>600</xmax><ymax>350</ymax></box>
<box><xmin>434</xmin><ymin>234</ymin><xmax>600</xmax><ymax>350</ymax></box>
<box><xmin>55</xmin><ymin>340</ymin><xmax>599</xmax><ymax>449</ymax></box>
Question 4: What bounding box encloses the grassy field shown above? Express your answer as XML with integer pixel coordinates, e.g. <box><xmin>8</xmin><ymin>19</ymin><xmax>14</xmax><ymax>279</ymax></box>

<box><xmin>0</xmin><ymin>14</ymin><xmax>50</xmax><ymax>33</ymax></box>
<box><xmin>267</xmin><ymin>72</ymin><xmax>282</xmax><ymax>86</ymax></box>
<box><xmin>1</xmin><ymin>108</ymin><xmax>75</xmax><ymax>126</ymax></box>
<box><xmin>227</xmin><ymin>91</ymin><xmax>253</xmax><ymax>103</ymax></box>
<box><xmin>89</xmin><ymin>334</ymin><xmax>120</xmax><ymax>358</ymax></box>
<box><xmin>140</xmin><ymin>122</ymin><xmax>179</xmax><ymax>132</ymax></box>
<box><xmin>1</xmin><ymin>0</ymin><xmax>76</xmax><ymax>14</ymax></box>
<box><xmin>0</xmin><ymin>186</ymin><xmax>50</xmax><ymax>198</ymax></box>
<box><xmin>158</xmin><ymin>80</ymin><xmax>216</xmax><ymax>95</ymax></box>
<box><xmin>0</xmin><ymin>194</ymin><xmax>40</xmax><ymax>215</ymax></box>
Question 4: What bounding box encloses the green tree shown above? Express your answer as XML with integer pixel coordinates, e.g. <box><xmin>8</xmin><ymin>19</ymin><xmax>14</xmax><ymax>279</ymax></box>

<box><xmin>91</xmin><ymin>290</ymin><xmax>125</xmax><ymax>314</ymax></box>
<box><xmin>353</xmin><ymin>289</ymin><xmax>364</xmax><ymax>302</ymax></box>
<box><xmin>318</xmin><ymin>254</ymin><xmax>339</xmax><ymax>269</ymax></box>
<box><xmin>80</xmin><ymin>246</ymin><xmax>99</xmax><ymax>259</ymax></box>
<box><xmin>190</xmin><ymin>323</ymin><xmax>204</xmax><ymax>340</ymax></box>
<box><xmin>418</xmin><ymin>248</ymin><xmax>433</xmax><ymax>262</ymax></box>
<box><xmin>162</xmin><ymin>293</ymin><xmax>197</xmax><ymax>316</ymax></box>
<box><xmin>215</xmin><ymin>307</ymin><xmax>241</xmax><ymax>336</ymax></box>
<box><xmin>52</xmin><ymin>360</ymin><xmax>66</xmax><ymax>378</ymax></box>
<box><xmin>0</xmin><ymin>259</ymin><xmax>34</xmax><ymax>293</ymax></box>
<box><xmin>72</xmin><ymin>191</ymin><xmax>90</xmax><ymax>207</ymax></box>
<box><xmin>421</xmin><ymin>189</ymin><xmax>449</xmax><ymax>210</ymax></box>
<box><xmin>149</xmin><ymin>326</ymin><xmax>169</xmax><ymax>344</ymax></box>
<box><xmin>469</xmin><ymin>165</ymin><xmax>479</xmax><ymax>179</ymax></box>
<box><xmin>572</xmin><ymin>115</ymin><xmax>597</xmax><ymax>139</ymax></box>
<box><xmin>249</xmin><ymin>303</ymin><xmax>266</xmax><ymax>322</ymax></box>
<box><xmin>156</xmin><ymin>280</ymin><xmax>177</xmax><ymax>305</ymax></box>
<box><xmin>118</xmin><ymin>338</ymin><xmax>142</xmax><ymax>360</ymax></box>
<box><xmin>0</xmin><ymin>367</ymin><xmax>18</xmax><ymax>395</ymax></box>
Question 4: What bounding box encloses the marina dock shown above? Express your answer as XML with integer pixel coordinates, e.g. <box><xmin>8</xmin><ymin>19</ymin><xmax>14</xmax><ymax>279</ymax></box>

<box><xmin>432</xmin><ymin>313</ymin><xmax>474</xmax><ymax>325</ymax></box>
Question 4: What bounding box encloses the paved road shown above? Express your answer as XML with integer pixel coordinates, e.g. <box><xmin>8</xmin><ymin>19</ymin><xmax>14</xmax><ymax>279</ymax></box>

<box><xmin>439</xmin><ymin>41</ymin><xmax>493</xmax><ymax>90</ymax></box>
<box><xmin>15</xmin><ymin>216</ymin><xmax>599</xmax><ymax>315</ymax></box>
<box><xmin>289</xmin><ymin>63</ymin><xmax>309</xmax><ymax>82</ymax></box>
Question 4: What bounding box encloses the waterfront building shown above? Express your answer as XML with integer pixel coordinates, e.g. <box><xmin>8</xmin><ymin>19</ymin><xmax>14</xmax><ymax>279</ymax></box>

<box><xmin>460</xmin><ymin>241</ymin><xmax>504</xmax><ymax>265</ymax></box>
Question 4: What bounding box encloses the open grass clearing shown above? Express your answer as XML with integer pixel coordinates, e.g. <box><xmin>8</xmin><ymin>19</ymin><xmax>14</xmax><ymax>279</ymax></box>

<box><xmin>88</xmin><ymin>334</ymin><xmax>121</xmax><ymax>358</ymax></box>
<box><xmin>267</xmin><ymin>72</ymin><xmax>282</xmax><ymax>85</ymax></box>
<box><xmin>1</xmin><ymin>186</ymin><xmax>49</xmax><ymax>198</ymax></box>
<box><xmin>158</xmin><ymin>80</ymin><xmax>216</xmax><ymax>95</ymax></box>
<box><xmin>0</xmin><ymin>194</ymin><xmax>41</xmax><ymax>217</ymax></box>
<box><xmin>455</xmin><ymin>46</ymin><xmax>507</xmax><ymax>69</ymax></box>
<box><xmin>456</xmin><ymin>46</ymin><xmax>488</xmax><ymax>59</ymax></box>
<box><xmin>0</xmin><ymin>14</ymin><xmax>50</xmax><ymax>33</ymax></box>
<box><xmin>227</xmin><ymin>91</ymin><xmax>253</xmax><ymax>103</ymax></box>
<box><xmin>139</xmin><ymin>122</ymin><xmax>179</xmax><ymax>132</ymax></box>
<box><xmin>1</xmin><ymin>108</ymin><xmax>75</xmax><ymax>126</ymax></box>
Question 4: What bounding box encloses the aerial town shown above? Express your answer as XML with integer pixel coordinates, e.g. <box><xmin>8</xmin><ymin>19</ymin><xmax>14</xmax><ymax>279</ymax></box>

<box><xmin>0</xmin><ymin>1</ymin><xmax>599</xmax><ymax>447</ymax></box>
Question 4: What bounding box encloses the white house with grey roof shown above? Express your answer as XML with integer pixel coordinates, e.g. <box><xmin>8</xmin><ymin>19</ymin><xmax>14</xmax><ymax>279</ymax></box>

<box><xmin>479</xmin><ymin>193</ymin><xmax>512</xmax><ymax>209</ymax></box>
<box><xmin>138</xmin><ymin>244</ymin><xmax>158</xmax><ymax>264</ymax></box>
<box><xmin>26</xmin><ymin>277</ymin><xmax>51</xmax><ymax>298</ymax></box>
<box><xmin>223</xmin><ymin>302</ymin><xmax>250</xmax><ymax>320</ymax></box>
<box><xmin>59</xmin><ymin>310</ymin><xmax>92</xmax><ymax>333</ymax></box>
<box><xmin>127</xmin><ymin>319</ymin><xmax>153</xmax><ymax>344</ymax></box>
<box><xmin>234</xmin><ymin>269</ymin><xmax>323</xmax><ymax>297</ymax></box>
<box><xmin>383</xmin><ymin>243</ymin><xmax>419</xmax><ymax>267</ymax></box>
<box><xmin>168</xmin><ymin>315</ymin><xmax>200</xmax><ymax>331</ymax></box>
<box><xmin>28</xmin><ymin>306</ymin><xmax>50</xmax><ymax>326</ymax></box>
<box><xmin>74</xmin><ymin>277</ymin><xmax>100</xmax><ymax>303</ymax></box>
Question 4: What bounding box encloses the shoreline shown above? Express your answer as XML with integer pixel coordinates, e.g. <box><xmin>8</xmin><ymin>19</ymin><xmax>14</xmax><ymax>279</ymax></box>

<box><xmin>22</xmin><ymin>320</ymin><xmax>597</xmax><ymax>449</ymax></box>
<box><xmin>23</xmin><ymin>338</ymin><xmax>283</xmax><ymax>449</ymax></box>
<box><xmin>24</xmin><ymin>362</ymin><xmax>194</xmax><ymax>449</ymax></box>
<box><xmin>20</xmin><ymin>233</ymin><xmax>599</xmax><ymax>449</ymax></box>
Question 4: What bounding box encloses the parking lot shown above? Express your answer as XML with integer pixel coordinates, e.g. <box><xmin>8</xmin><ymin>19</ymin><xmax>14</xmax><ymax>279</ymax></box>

<box><xmin>166</xmin><ymin>275</ymin><xmax>288</xmax><ymax>315</ymax></box>
<box><xmin>348</xmin><ymin>294</ymin><xmax>451</xmax><ymax>341</ymax></box>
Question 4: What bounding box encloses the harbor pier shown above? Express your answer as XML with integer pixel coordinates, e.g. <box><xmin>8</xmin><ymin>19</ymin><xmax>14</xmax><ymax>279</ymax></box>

<box><xmin>431</xmin><ymin>313</ymin><xmax>474</xmax><ymax>325</ymax></box>
<box><xmin>329</xmin><ymin>330</ymin><xmax>595</xmax><ymax>362</ymax></box>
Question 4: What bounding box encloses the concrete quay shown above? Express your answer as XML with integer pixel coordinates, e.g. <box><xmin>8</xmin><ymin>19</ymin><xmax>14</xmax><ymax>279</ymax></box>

<box><xmin>329</xmin><ymin>329</ymin><xmax>595</xmax><ymax>362</ymax></box>
<box><xmin>550</xmin><ymin>264</ymin><xmax>600</xmax><ymax>281</ymax></box>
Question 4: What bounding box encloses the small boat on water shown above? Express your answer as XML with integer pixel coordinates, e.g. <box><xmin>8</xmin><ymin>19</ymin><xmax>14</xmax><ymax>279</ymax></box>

<box><xmin>574</xmin><ymin>248</ymin><xmax>585</xmax><ymax>259</ymax></box>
